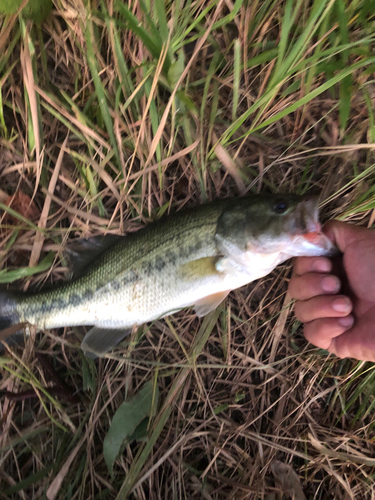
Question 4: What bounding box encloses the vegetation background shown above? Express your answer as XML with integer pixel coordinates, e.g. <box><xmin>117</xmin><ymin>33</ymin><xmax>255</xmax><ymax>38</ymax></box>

<box><xmin>1</xmin><ymin>0</ymin><xmax>375</xmax><ymax>498</ymax></box>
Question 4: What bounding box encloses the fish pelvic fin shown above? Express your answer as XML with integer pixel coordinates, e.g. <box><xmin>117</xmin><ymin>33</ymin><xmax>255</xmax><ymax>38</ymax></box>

<box><xmin>81</xmin><ymin>326</ymin><xmax>132</xmax><ymax>359</ymax></box>
<box><xmin>194</xmin><ymin>290</ymin><xmax>230</xmax><ymax>317</ymax></box>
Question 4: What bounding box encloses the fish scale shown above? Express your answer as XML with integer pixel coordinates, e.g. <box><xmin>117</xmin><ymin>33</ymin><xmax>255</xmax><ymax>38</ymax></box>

<box><xmin>15</xmin><ymin>203</ymin><xmax>222</xmax><ymax>329</ymax></box>
<box><xmin>0</xmin><ymin>195</ymin><xmax>336</xmax><ymax>357</ymax></box>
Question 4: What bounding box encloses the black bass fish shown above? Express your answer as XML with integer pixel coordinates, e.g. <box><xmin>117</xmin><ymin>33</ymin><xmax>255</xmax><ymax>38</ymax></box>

<box><xmin>0</xmin><ymin>195</ymin><xmax>335</xmax><ymax>357</ymax></box>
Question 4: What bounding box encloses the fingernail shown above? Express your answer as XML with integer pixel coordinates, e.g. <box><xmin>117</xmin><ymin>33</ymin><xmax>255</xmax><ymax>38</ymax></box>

<box><xmin>313</xmin><ymin>259</ymin><xmax>331</xmax><ymax>272</ymax></box>
<box><xmin>338</xmin><ymin>315</ymin><xmax>354</xmax><ymax>328</ymax></box>
<box><xmin>321</xmin><ymin>275</ymin><xmax>340</xmax><ymax>293</ymax></box>
<box><xmin>332</xmin><ymin>297</ymin><xmax>351</xmax><ymax>313</ymax></box>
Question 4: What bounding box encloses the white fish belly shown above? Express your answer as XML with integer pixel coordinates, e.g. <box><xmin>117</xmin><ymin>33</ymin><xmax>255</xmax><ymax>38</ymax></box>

<box><xmin>38</xmin><ymin>248</ymin><xmax>287</xmax><ymax>330</ymax></box>
<box><xmin>45</xmin><ymin>251</ymin><xmax>285</xmax><ymax>329</ymax></box>
<box><xmin>83</xmin><ymin>267</ymin><xmax>261</xmax><ymax>328</ymax></box>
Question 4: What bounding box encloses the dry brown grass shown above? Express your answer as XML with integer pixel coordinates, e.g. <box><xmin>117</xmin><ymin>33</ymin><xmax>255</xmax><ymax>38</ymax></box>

<box><xmin>1</xmin><ymin>0</ymin><xmax>375</xmax><ymax>498</ymax></box>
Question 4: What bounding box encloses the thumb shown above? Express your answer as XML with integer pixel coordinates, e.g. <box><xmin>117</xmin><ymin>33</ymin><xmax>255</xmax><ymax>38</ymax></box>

<box><xmin>322</xmin><ymin>220</ymin><xmax>373</xmax><ymax>254</ymax></box>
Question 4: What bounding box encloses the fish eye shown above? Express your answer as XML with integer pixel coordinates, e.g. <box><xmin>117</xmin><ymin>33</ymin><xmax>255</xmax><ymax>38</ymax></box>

<box><xmin>273</xmin><ymin>200</ymin><xmax>288</xmax><ymax>214</ymax></box>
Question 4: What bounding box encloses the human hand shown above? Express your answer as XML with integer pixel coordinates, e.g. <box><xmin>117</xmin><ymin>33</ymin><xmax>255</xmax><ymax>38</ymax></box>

<box><xmin>288</xmin><ymin>220</ymin><xmax>375</xmax><ymax>361</ymax></box>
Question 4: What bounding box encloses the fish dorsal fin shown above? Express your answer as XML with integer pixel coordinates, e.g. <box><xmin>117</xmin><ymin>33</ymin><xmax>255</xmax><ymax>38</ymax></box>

<box><xmin>194</xmin><ymin>290</ymin><xmax>230</xmax><ymax>317</ymax></box>
<box><xmin>65</xmin><ymin>235</ymin><xmax>125</xmax><ymax>278</ymax></box>
<box><xmin>81</xmin><ymin>326</ymin><xmax>132</xmax><ymax>359</ymax></box>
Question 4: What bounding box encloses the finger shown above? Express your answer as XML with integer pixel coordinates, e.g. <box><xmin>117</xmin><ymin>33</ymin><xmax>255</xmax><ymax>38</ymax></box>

<box><xmin>329</xmin><ymin>310</ymin><xmax>375</xmax><ymax>361</ymax></box>
<box><xmin>303</xmin><ymin>316</ymin><xmax>354</xmax><ymax>350</ymax></box>
<box><xmin>294</xmin><ymin>295</ymin><xmax>352</xmax><ymax>323</ymax></box>
<box><xmin>289</xmin><ymin>273</ymin><xmax>341</xmax><ymax>300</ymax></box>
<box><xmin>323</xmin><ymin>220</ymin><xmax>374</xmax><ymax>254</ymax></box>
<box><xmin>293</xmin><ymin>257</ymin><xmax>332</xmax><ymax>276</ymax></box>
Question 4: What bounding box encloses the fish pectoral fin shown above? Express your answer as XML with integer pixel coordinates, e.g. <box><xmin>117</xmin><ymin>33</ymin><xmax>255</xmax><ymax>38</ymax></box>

<box><xmin>194</xmin><ymin>290</ymin><xmax>230</xmax><ymax>317</ymax></box>
<box><xmin>180</xmin><ymin>256</ymin><xmax>221</xmax><ymax>280</ymax></box>
<box><xmin>81</xmin><ymin>326</ymin><xmax>132</xmax><ymax>359</ymax></box>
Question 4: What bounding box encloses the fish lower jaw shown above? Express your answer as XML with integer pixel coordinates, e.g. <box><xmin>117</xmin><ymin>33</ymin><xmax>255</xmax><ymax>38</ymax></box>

<box><xmin>290</xmin><ymin>233</ymin><xmax>336</xmax><ymax>256</ymax></box>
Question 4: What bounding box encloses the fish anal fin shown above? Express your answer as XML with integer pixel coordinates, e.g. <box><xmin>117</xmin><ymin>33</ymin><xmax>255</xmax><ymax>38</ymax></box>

<box><xmin>81</xmin><ymin>326</ymin><xmax>132</xmax><ymax>359</ymax></box>
<box><xmin>194</xmin><ymin>290</ymin><xmax>230</xmax><ymax>317</ymax></box>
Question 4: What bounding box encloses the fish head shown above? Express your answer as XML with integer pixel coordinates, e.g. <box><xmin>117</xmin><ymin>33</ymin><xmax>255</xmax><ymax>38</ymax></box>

<box><xmin>280</xmin><ymin>195</ymin><xmax>337</xmax><ymax>257</ymax></box>
<box><xmin>248</xmin><ymin>194</ymin><xmax>336</xmax><ymax>257</ymax></box>
<box><xmin>216</xmin><ymin>195</ymin><xmax>337</xmax><ymax>267</ymax></box>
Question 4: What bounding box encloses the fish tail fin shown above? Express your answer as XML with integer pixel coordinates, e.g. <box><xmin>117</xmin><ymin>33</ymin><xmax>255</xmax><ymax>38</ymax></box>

<box><xmin>0</xmin><ymin>291</ymin><xmax>22</xmax><ymax>349</ymax></box>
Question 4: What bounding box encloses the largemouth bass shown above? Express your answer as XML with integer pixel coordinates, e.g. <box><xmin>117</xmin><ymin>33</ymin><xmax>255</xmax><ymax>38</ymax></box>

<box><xmin>0</xmin><ymin>194</ymin><xmax>335</xmax><ymax>357</ymax></box>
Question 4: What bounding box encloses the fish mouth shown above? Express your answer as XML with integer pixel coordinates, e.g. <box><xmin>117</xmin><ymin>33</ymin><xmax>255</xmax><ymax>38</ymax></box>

<box><xmin>293</xmin><ymin>195</ymin><xmax>320</xmax><ymax>234</ymax></box>
<box><xmin>290</xmin><ymin>196</ymin><xmax>337</xmax><ymax>255</ymax></box>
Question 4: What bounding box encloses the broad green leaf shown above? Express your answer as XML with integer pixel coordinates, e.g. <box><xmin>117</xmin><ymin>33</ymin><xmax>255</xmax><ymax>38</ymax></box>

<box><xmin>103</xmin><ymin>380</ymin><xmax>159</xmax><ymax>476</ymax></box>
<box><xmin>116</xmin><ymin>309</ymin><xmax>221</xmax><ymax>499</ymax></box>
<box><xmin>127</xmin><ymin>417</ymin><xmax>150</xmax><ymax>443</ymax></box>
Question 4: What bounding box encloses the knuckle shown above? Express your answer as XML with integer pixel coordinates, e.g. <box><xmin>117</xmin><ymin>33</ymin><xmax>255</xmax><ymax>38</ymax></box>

<box><xmin>290</xmin><ymin>273</ymin><xmax>328</xmax><ymax>301</ymax></box>
<box><xmin>303</xmin><ymin>319</ymin><xmax>328</xmax><ymax>348</ymax></box>
<box><xmin>288</xmin><ymin>277</ymin><xmax>300</xmax><ymax>298</ymax></box>
<box><xmin>294</xmin><ymin>257</ymin><xmax>312</xmax><ymax>275</ymax></box>
<box><xmin>294</xmin><ymin>300</ymin><xmax>308</xmax><ymax>322</ymax></box>
<box><xmin>311</xmin><ymin>319</ymin><xmax>327</xmax><ymax>339</ymax></box>
<box><xmin>303</xmin><ymin>322</ymin><xmax>316</xmax><ymax>343</ymax></box>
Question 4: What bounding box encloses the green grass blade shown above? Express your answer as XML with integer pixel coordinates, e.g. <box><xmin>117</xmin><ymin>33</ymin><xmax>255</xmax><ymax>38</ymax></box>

<box><xmin>3</xmin><ymin>464</ymin><xmax>54</xmax><ymax>496</ymax></box>
<box><xmin>335</xmin><ymin>0</ymin><xmax>351</xmax><ymax>132</ymax></box>
<box><xmin>339</xmin><ymin>75</ymin><xmax>352</xmax><ymax>135</ymax></box>
<box><xmin>144</xmin><ymin>71</ymin><xmax>161</xmax><ymax>165</ymax></box>
<box><xmin>251</xmin><ymin>58</ymin><xmax>375</xmax><ymax>134</ymax></box>
<box><xmin>274</xmin><ymin>0</ymin><xmax>332</xmax><ymax>83</ymax></box>
<box><xmin>232</xmin><ymin>39</ymin><xmax>240</xmax><ymax>121</ymax></box>
<box><xmin>152</xmin><ymin>0</ymin><xmax>170</xmax><ymax>44</ymax></box>
<box><xmin>85</xmin><ymin>16</ymin><xmax>121</xmax><ymax>166</ymax></box>
<box><xmin>171</xmin><ymin>0</ymin><xmax>219</xmax><ymax>50</ymax></box>
<box><xmin>115</xmin><ymin>1</ymin><xmax>170</xmax><ymax>71</ymax></box>
<box><xmin>0</xmin><ymin>252</ymin><xmax>55</xmax><ymax>283</ymax></box>
<box><xmin>138</xmin><ymin>0</ymin><xmax>165</xmax><ymax>47</ymax></box>
<box><xmin>108</xmin><ymin>20</ymin><xmax>139</xmax><ymax>117</ymax></box>
<box><xmin>246</xmin><ymin>48</ymin><xmax>278</xmax><ymax>70</ymax></box>
<box><xmin>274</xmin><ymin>0</ymin><xmax>298</xmax><ymax>76</ymax></box>
<box><xmin>0</xmin><ymin>201</ymin><xmax>43</xmax><ymax>232</ymax></box>
<box><xmin>363</xmin><ymin>86</ymin><xmax>375</xmax><ymax>143</ymax></box>
<box><xmin>219</xmin><ymin>55</ymin><xmax>375</xmax><ymax>145</ymax></box>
